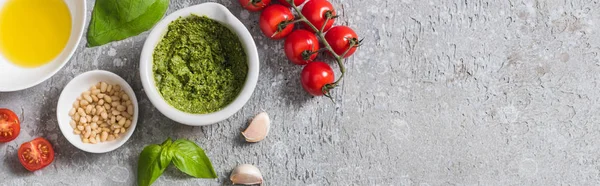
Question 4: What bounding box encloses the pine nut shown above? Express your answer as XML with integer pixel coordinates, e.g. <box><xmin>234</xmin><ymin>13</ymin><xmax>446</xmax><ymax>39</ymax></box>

<box><xmin>117</xmin><ymin>105</ymin><xmax>126</xmax><ymax>112</ymax></box>
<box><xmin>107</xmin><ymin>135</ymin><xmax>115</xmax><ymax>141</ymax></box>
<box><xmin>84</xmin><ymin>95</ymin><xmax>93</xmax><ymax>103</ymax></box>
<box><xmin>73</xmin><ymin>101</ymin><xmax>80</xmax><ymax>108</ymax></box>
<box><xmin>97</xmin><ymin>94</ymin><xmax>105</xmax><ymax>99</ymax></box>
<box><xmin>79</xmin><ymin>117</ymin><xmax>87</xmax><ymax>124</ymax></box>
<box><xmin>77</xmin><ymin>125</ymin><xmax>84</xmax><ymax>131</ymax></box>
<box><xmin>74</xmin><ymin>129</ymin><xmax>81</xmax><ymax>135</ymax></box>
<box><xmin>124</xmin><ymin>120</ymin><xmax>131</xmax><ymax>128</ymax></box>
<box><xmin>85</xmin><ymin>105</ymin><xmax>93</xmax><ymax>114</ymax></box>
<box><xmin>91</xmin><ymin>95</ymin><xmax>99</xmax><ymax>102</ymax></box>
<box><xmin>100</xmin><ymin>82</ymin><xmax>107</xmax><ymax>92</ymax></box>
<box><xmin>91</xmin><ymin>122</ymin><xmax>98</xmax><ymax>130</ymax></box>
<box><xmin>112</xmin><ymin>110</ymin><xmax>121</xmax><ymax>116</ymax></box>
<box><xmin>107</xmin><ymin>84</ymin><xmax>113</xmax><ymax>92</ymax></box>
<box><xmin>118</xmin><ymin>118</ymin><xmax>126</xmax><ymax>125</ymax></box>
<box><xmin>90</xmin><ymin>137</ymin><xmax>97</xmax><ymax>144</ymax></box>
<box><xmin>92</xmin><ymin>89</ymin><xmax>101</xmax><ymax>95</ymax></box>
<box><xmin>114</xmin><ymin>85</ymin><xmax>121</xmax><ymax>92</ymax></box>
<box><xmin>77</xmin><ymin>108</ymin><xmax>86</xmax><ymax>117</ymax></box>
<box><xmin>80</xmin><ymin>100</ymin><xmax>89</xmax><ymax>106</ymax></box>
<box><xmin>127</xmin><ymin>105</ymin><xmax>133</xmax><ymax>115</ymax></box>
<box><xmin>69</xmin><ymin>119</ymin><xmax>76</xmax><ymax>128</ymax></box>
<box><xmin>74</xmin><ymin>114</ymin><xmax>80</xmax><ymax>122</ymax></box>
<box><xmin>100</xmin><ymin>132</ymin><xmax>108</xmax><ymax>142</ymax></box>
<box><xmin>69</xmin><ymin>108</ymin><xmax>76</xmax><ymax>116</ymax></box>
<box><xmin>85</xmin><ymin>115</ymin><xmax>91</xmax><ymax>123</ymax></box>
<box><xmin>95</xmin><ymin>135</ymin><xmax>100</xmax><ymax>143</ymax></box>
<box><xmin>83</xmin><ymin>138</ymin><xmax>89</xmax><ymax>143</ymax></box>
<box><xmin>100</xmin><ymin>124</ymin><xmax>109</xmax><ymax>128</ymax></box>
<box><xmin>104</xmin><ymin>95</ymin><xmax>112</xmax><ymax>103</ymax></box>
<box><xmin>120</xmin><ymin>128</ymin><xmax>125</xmax><ymax>134</ymax></box>
<box><xmin>122</xmin><ymin>94</ymin><xmax>129</xmax><ymax>101</ymax></box>
<box><xmin>83</xmin><ymin>91</ymin><xmax>91</xmax><ymax>96</ymax></box>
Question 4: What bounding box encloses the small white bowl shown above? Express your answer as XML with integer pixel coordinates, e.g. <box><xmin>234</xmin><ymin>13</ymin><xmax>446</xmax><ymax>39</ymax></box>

<box><xmin>140</xmin><ymin>3</ymin><xmax>259</xmax><ymax>126</ymax></box>
<box><xmin>0</xmin><ymin>0</ymin><xmax>86</xmax><ymax>92</ymax></box>
<box><xmin>57</xmin><ymin>70</ymin><xmax>138</xmax><ymax>153</ymax></box>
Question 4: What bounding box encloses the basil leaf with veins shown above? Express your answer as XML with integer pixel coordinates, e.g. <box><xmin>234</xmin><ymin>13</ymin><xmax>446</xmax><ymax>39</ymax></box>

<box><xmin>87</xmin><ymin>0</ymin><xmax>169</xmax><ymax>47</ymax></box>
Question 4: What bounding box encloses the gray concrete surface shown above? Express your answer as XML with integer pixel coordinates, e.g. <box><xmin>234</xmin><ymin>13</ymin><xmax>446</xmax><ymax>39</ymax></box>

<box><xmin>2</xmin><ymin>0</ymin><xmax>600</xmax><ymax>185</ymax></box>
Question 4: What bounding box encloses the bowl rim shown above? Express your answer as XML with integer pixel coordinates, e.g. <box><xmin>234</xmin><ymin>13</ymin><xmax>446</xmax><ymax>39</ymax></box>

<box><xmin>139</xmin><ymin>2</ymin><xmax>259</xmax><ymax>126</ymax></box>
<box><xmin>56</xmin><ymin>70</ymin><xmax>139</xmax><ymax>153</ymax></box>
<box><xmin>0</xmin><ymin>0</ymin><xmax>87</xmax><ymax>92</ymax></box>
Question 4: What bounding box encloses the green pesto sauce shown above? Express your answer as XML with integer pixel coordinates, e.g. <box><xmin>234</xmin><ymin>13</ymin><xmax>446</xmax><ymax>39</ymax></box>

<box><xmin>153</xmin><ymin>15</ymin><xmax>247</xmax><ymax>114</ymax></box>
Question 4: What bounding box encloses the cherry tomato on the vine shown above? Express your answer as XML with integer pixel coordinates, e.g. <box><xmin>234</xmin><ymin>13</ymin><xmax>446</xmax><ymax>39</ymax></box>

<box><xmin>0</xmin><ymin>108</ymin><xmax>20</xmax><ymax>143</ymax></box>
<box><xmin>301</xmin><ymin>0</ymin><xmax>336</xmax><ymax>32</ymax></box>
<box><xmin>259</xmin><ymin>4</ymin><xmax>295</xmax><ymax>40</ymax></box>
<box><xmin>301</xmin><ymin>62</ymin><xmax>335</xmax><ymax>96</ymax></box>
<box><xmin>279</xmin><ymin>0</ymin><xmax>306</xmax><ymax>7</ymax></box>
<box><xmin>239</xmin><ymin>0</ymin><xmax>272</xmax><ymax>12</ymax></box>
<box><xmin>325</xmin><ymin>26</ymin><xmax>359</xmax><ymax>58</ymax></box>
<box><xmin>18</xmin><ymin>137</ymin><xmax>55</xmax><ymax>171</ymax></box>
<box><xmin>284</xmin><ymin>29</ymin><xmax>320</xmax><ymax>65</ymax></box>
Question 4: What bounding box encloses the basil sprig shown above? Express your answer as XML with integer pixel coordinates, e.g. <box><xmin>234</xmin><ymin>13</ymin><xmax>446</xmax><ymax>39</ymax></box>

<box><xmin>87</xmin><ymin>0</ymin><xmax>169</xmax><ymax>47</ymax></box>
<box><xmin>137</xmin><ymin>138</ymin><xmax>217</xmax><ymax>186</ymax></box>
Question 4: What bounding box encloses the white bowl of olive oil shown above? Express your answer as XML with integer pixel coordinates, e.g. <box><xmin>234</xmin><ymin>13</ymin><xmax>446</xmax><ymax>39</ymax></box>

<box><xmin>0</xmin><ymin>0</ymin><xmax>86</xmax><ymax>92</ymax></box>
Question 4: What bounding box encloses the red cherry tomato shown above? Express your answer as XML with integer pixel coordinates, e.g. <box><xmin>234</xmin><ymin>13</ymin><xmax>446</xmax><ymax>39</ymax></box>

<box><xmin>284</xmin><ymin>29</ymin><xmax>320</xmax><ymax>65</ymax></box>
<box><xmin>18</xmin><ymin>137</ymin><xmax>55</xmax><ymax>171</ymax></box>
<box><xmin>0</xmin><ymin>108</ymin><xmax>20</xmax><ymax>142</ymax></box>
<box><xmin>301</xmin><ymin>62</ymin><xmax>335</xmax><ymax>96</ymax></box>
<box><xmin>239</xmin><ymin>0</ymin><xmax>272</xmax><ymax>12</ymax></box>
<box><xmin>301</xmin><ymin>0</ymin><xmax>336</xmax><ymax>32</ymax></box>
<box><xmin>259</xmin><ymin>5</ymin><xmax>295</xmax><ymax>40</ymax></box>
<box><xmin>325</xmin><ymin>26</ymin><xmax>359</xmax><ymax>58</ymax></box>
<box><xmin>279</xmin><ymin>0</ymin><xmax>306</xmax><ymax>7</ymax></box>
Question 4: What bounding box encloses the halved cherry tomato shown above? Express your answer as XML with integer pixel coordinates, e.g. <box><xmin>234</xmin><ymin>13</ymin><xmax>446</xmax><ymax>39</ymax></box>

<box><xmin>239</xmin><ymin>0</ymin><xmax>271</xmax><ymax>12</ymax></box>
<box><xmin>301</xmin><ymin>62</ymin><xmax>334</xmax><ymax>96</ymax></box>
<box><xmin>325</xmin><ymin>26</ymin><xmax>359</xmax><ymax>58</ymax></box>
<box><xmin>0</xmin><ymin>108</ymin><xmax>20</xmax><ymax>142</ymax></box>
<box><xmin>259</xmin><ymin>5</ymin><xmax>295</xmax><ymax>40</ymax></box>
<box><xmin>301</xmin><ymin>0</ymin><xmax>336</xmax><ymax>32</ymax></box>
<box><xmin>18</xmin><ymin>137</ymin><xmax>55</xmax><ymax>171</ymax></box>
<box><xmin>284</xmin><ymin>29</ymin><xmax>320</xmax><ymax>65</ymax></box>
<box><xmin>279</xmin><ymin>0</ymin><xmax>306</xmax><ymax>7</ymax></box>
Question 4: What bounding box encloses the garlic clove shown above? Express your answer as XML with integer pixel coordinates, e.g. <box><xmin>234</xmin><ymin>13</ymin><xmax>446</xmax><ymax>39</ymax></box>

<box><xmin>242</xmin><ymin>112</ymin><xmax>270</xmax><ymax>142</ymax></box>
<box><xmin>230</xmin><ymin>164</ymin><xmax>263</xmax><ymax>185</ymax></box>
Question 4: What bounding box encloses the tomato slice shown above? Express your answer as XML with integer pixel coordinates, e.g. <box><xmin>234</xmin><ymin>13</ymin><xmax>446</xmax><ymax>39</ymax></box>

<box><xmin>18</xmin><ymin>137</ymin><xmax>55</xmax><ymax>171</ymax></box>
<box><xmin>0</xmin><ymin>108</ymin><xmax>20</xmax><ymax>142</ymax></box>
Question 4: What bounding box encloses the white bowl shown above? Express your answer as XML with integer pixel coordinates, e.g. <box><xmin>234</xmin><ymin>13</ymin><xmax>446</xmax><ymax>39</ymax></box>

<box><xmin>140</xmin><ymin>3</ymin><xmax>259</xmax><ymax>126</ymax></box>
<box><xmin>0</xmin><ymin>0</ymin><xmax>86</xmax><ymax>92</ymax></box>
<box><xmin>56</xmin><ymin>70</ymin><xmax>138</xmax><ymax>153</ymax></box>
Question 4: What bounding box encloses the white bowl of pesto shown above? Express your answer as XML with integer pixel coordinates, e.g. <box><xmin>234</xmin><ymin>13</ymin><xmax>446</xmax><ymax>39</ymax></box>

<box><xmin>140</xmin><ymin>3</ymin><xmax>259</xmax><ymax>126</ymax></box>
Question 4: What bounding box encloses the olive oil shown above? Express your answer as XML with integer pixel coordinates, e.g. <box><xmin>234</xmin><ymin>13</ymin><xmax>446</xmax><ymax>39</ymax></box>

<box><xmin>0</xmin><ymin>0</ymin><xmax>72</xmax><ymax>68</ymax></box>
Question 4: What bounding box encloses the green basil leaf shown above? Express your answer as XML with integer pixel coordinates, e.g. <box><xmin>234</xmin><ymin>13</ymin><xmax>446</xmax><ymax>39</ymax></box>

<box><xmin>137</xmin><ymin>144</ymin><xmax>168</xmax><ymax>186</ymax></box>
<box><xmin>170</xmin><ymin>139</ymin><xmax>217</xmax><ymax>178</ymax></box>
<box><xmin>87</xmin><ymin>0</ymin><xmax>169</xmax><ymax>47</ymax></box>
<box><xmin>159</xmin><ymin>138</ymin><xmax>173</xmax><ymax>169</ymax></box>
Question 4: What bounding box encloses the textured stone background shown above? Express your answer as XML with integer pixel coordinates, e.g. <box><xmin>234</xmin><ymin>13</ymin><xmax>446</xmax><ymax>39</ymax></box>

<box><xmin>2</xmin><ymin>0</ymin><xmax>600</xmax><ymax>185</ymax></box>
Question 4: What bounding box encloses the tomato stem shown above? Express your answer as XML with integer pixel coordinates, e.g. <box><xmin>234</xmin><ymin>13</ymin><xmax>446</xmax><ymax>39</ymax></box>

<box><xmin>290</xmin><ymin>2</ymin><xmax>348</xmax><ymax>96</ymax></box>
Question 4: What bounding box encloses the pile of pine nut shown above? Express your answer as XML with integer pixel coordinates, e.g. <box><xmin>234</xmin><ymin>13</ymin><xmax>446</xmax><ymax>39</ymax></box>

<box><xmin>68</xmin><ymin>82</ymin><xmax>134</xmax><ymax>144</ymax></box>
